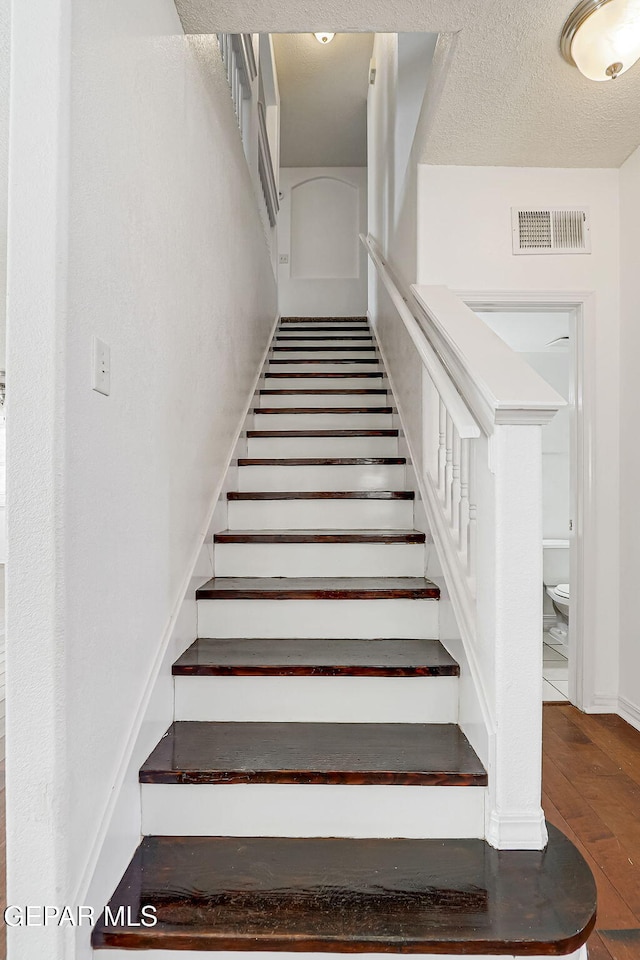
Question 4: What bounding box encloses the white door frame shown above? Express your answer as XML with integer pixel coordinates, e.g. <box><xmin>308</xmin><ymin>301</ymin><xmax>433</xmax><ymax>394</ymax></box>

<box><xmin>454</xmin><ymin>290</ymin><xmax>597</xmax><ymax>712</ymax></box>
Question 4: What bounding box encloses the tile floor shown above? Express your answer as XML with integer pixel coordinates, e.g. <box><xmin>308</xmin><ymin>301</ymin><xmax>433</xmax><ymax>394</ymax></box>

<box><xmin>543</xmin><ymin>632</ymin><xmax>569</xmax><ymax>702</ymax></box>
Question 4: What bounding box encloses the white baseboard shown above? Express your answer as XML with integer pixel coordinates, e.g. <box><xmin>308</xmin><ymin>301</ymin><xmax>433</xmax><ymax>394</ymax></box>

<box><xmin>585</xmin><ymin>692</ymin><xmax>619</xmax><ymax>714</ymax></box>
<box><xmin>486</xmin><ymin>809</ymin><xmax>548</xmax><ymax>850</ymax></box>
<box><xmin>618</xmin><ymin>695</ymin><xmax>640</xmax><ymax>732</ymax></box>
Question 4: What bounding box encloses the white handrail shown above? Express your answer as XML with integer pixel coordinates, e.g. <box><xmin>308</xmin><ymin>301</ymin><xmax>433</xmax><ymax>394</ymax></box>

<box><xmin>411</xmin><ymin>284</ymin><xmax>565</xmax><ymax>430</ymax></box>
<box><xmin>361</xmin><ymin>234</ymin><xmax>479</xmax><ymax>440</ymax></box>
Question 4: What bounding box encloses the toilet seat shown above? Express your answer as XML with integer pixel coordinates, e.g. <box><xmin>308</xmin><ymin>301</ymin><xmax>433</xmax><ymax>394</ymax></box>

<box><xmin>553</xmin><ymin>583</ymin><xmax>570</xmax><ymax>600</ymax></box>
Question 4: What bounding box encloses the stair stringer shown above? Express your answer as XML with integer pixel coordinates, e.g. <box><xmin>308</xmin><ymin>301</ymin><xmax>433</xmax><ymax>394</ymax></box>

<box><xmin>79</xmin><ymin>313</ymin><xmax>280</xmax><ymax>957</ymax></box>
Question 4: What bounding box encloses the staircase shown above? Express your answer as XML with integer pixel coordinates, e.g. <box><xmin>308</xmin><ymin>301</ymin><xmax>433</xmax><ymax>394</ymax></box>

<box><xmin>92</xmin><ymin>317</ymin><xmax>595</xmax><ymax>958</ymax></box>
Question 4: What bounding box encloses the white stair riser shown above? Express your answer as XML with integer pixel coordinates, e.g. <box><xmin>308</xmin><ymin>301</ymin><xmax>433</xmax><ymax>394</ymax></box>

<box><xmin>272</xmin><ymin>350</ymin><xmax>378</xmax><ymax>361</ymax></box>
<box><xmin>238</xmin><ymin>464</ymin><xmax>407</xmax><ymax>492</ymax></box>
<box><xmin>269</xmin><ymin>362</ymin><xmax>380</xmax><ymax>373</ymax></box>
<box><xmin>247</xmin><ymin>436</ymin><xmax>398</xmax><ymax>457</ymax></box>
<box><xmin>264</xmin><ymin>377</ymin><xmax>385</xmax><ymax>390</ymax></box>
<box><xmin>197</xmin><ymin>598</ymin><xmax>439</xmax><ymax>639</ymax></box>
<box><xmin>254</xmin><ymin>412</ymin><xmax>392</xmax><ymax>429</ymax></box>
<box><xmin>214</xmin><ymin>541</ymin><xmax>424</xmax><ymax>577</ymax></box>
<box><xmin>227</xmin><ymin>499</ymin><xmax>414</xmax><ymax>530</ymax></box>
<box><xmin>259</xmin><ymin>393</ymin><xmax>388</xmax><ymax>408</ymax></box>
<box><xmin>174</xmin><ymin>676</ymin><xmax>457</xmax><ymax>723</ymax></box>
<box><xmin>141</xmin><ymin>783</ymin><xmax>485</xmax><ymax>839</ymax></box>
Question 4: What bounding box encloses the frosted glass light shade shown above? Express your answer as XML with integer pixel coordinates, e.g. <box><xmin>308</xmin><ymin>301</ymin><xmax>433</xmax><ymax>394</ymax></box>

<box><xmin>314</xmin><ymin>33</ymin><xmax>335</xmax><ymax>44</ymax></box>
<box><xmin>562</xmin><ymin>0</ymin><xmax>640</xmax><ymax>80</ymax></box>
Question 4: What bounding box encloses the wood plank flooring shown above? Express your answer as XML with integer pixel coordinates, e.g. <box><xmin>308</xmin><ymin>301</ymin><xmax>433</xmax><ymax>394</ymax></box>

<box><xmin>542</xmin><ymin>705</ymin><xmax>640</xmax><ymax>960</ymax></box>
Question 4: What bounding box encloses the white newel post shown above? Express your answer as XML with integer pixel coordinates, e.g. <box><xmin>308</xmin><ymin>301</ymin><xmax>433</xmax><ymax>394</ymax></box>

<box><xmin>485</xmin><ymin>420</ymin><xmax>548</xmax><ymax>850</ymax></box>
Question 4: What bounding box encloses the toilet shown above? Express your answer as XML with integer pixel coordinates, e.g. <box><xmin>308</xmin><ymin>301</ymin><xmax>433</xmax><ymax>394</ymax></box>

<box><xmin>543</xmin><ymin>540</ymin><xmax>570</xmax><ymax>645</ymax></box>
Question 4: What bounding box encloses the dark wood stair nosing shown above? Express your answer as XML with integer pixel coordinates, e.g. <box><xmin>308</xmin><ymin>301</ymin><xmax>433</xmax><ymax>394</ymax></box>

<box><xmin>247</xmin><ymin>430</ymin><xmax>399</xmax><ymax>438</ymax></box>
<box><xmin>273</xmin><ymin>346</ymin><xmax>377</xmax><ymax>353</ymax></box>
<box><xmin>270</xmin><ymin>359</ymin><xmax>380</xmax><ymax>365</ymax></box>
<box><xmin>138</xmin><ymin>721</ymin><xmax>486</xmax><ymax>787</ymax></box>
<box><xmin>259</xmin><ymin>389</ymin><xmax>388</xmax><ymax>395</ymax></box>
<box><xmin>238</xmin><ymin>457</ymin><xmax>407</xmax><ymax>466</ymax></box>
<box><xmin>172</xmin><ymin>638</ymin><xmax>459</xmax><ymax>678</ymax></box>
<box><xmin>227</xmin><ymin>491</ymin><xmax>414</xmax><ymax>501</ymax></box>
<box><xmin>195</xmin><ymin>577</ymin><xmax>440</xmax><ymax>601</ymax></box>
<box><xmin>254</xmin><ymin>407</ymin><xmax>393</xmax><ymax>415</ymax></box>
<box><xmin>265</xmin><ymin>373</ymin><xmax>384</xmax><ymax>379</ymax></box>
<box><xmin>214</xmin><ymin>529</ymin><xmax>425</xmax><ymax>543</ymax></box>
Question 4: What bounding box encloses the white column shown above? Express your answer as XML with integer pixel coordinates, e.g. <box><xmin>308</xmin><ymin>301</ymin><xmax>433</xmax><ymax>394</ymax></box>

<box><xmin>485</xmin><ymin>422</ymin><xmax>548</xmax><ymax>850</ymax></box>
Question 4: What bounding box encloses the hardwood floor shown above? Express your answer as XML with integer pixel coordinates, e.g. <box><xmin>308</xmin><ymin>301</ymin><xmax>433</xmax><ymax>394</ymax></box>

<box><xmin>0</xmin><ymin>711</ymin><xmax>638</xmax><ymax>960</ymax></box>
<box><xmin>543</xmin><ymin>705</ymin><xmax>640</xmax><ymax>960</ymax></box>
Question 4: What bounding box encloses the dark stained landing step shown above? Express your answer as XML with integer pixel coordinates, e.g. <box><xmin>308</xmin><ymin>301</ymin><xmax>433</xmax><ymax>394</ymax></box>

<box><xmin>254</xmin><ymin>406</ymin><xmax>393</xmax><ymax>414</ymax></box>
<box><xmin>91</xmin><ymin>827</ymin><xmax>596</xmax><ymax>954</ymax></box>
<box><xmin>173</xmin><ymin>637</ymin><xmax>458</xmax><ymax>677</ymax></box>
<box><xmin>214</xmin><ymin>529</ymin><xmax>425</xmax><ymax>544</ymax></box>
<box><xmin>195</xmin><ymin>577</ymin><xmax>440</xmax><ymax>601</ymax></box>
<box><xmin>139</xmin><ymin>721</ymin><xmax>486</xmax><ymax>786</ymax></box>
<box><xmin>227</xmin><ymin>491</ymin><xmax>414</xmax><ymax>501</ymax></box>
<box><xmin>238</xmin><ymin>457</ymin><xmax>406</xmax><ymax>466</ymax></box>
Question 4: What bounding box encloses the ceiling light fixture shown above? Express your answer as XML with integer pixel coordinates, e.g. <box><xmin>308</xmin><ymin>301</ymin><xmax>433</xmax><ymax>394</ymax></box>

<box><xmin>314</xmin><ymin>33</ymin><xmax>335</xmax><ymax>44</ymax></box>
<box><xmin>561</xmin><ymin>0</ymin><xmax>640</xmax><ymax>81</ymax></box>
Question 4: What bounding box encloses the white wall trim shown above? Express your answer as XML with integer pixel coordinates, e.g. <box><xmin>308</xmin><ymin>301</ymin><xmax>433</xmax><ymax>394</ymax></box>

<box><xmin>618</xmin><ymin>695</ymin><xmax>640</xmax><ymax>732</ymax></box>
<box><xmin>456</xmin><ymin>290</ymin><xmax>598</xmax><ymax>719</ymax></box>
<box><xmin>73</xmin><ymin>312</ymin><xmax>280</xmax><ymax>911</ymax></box>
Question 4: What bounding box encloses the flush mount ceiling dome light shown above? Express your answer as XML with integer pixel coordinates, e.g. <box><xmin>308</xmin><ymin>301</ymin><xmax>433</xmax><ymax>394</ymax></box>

<box><xmin>314</xmin><ymin>33</ymin><xmax>335</xmax><ymax>44</ymax></box>
<box><xmin>561</xmin><ymin>0</ymin><xmax>640</xmax><ymax>80</ymax></box>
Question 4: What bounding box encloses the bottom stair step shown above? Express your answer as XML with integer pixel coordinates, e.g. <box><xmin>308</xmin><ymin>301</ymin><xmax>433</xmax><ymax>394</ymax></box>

<box><xmin>92</xmin><ymin>827</ymin><xmax>596</xmax><ymax>955</ymax></box>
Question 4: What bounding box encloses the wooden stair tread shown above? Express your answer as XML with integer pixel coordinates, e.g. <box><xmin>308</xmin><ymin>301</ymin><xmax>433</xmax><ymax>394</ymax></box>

<box><xmin>247</xmin><ymin>429</ymin><xmax>398</xmax><ymax>438</ymax></box>
<box><xmin>265</xmin><ymin>372</ymin><xmax>383</xmax><ymax>378</ymax></box>
<box><xmin>227</xmin><ymin>491</ymin><xmax>414</xmax><ymax>501</ymax></box>
<box><xmin>238</xmin><ymin>457</ymin><xmax>406</xmax><ymax>466</ymax></box>
<box><xmin>196</xmin><ymin>577</ymin><xmax>439</xmax><ymax>600</ymax></box>
<box><xmin>270</xmin><ymin>359</ymin><xmax>380</xmax><ymax>365</ymax></box>
<box><xmin>91</xmin><ymin>828</ymin><xmax>596</xmax><ymax>953</ymax></box>
<box><xmin>214</xmin><ymin>529</ymin><xmax>425</xmax><ymax>543</ymax></box>
<box><xmin>260</xmin><ymin>389</ymin><xmax>388</xmax><ymax>395</ymax></box>
<box><xmin>276</xmin><ymin>335</ymin><xmax>373</xmax><ymax>341</ymax></box>
<box><xmin>139</xmin><ymin>721</ymin><xmax>486</xmax><ymax>785</ymax></box>
<box><xmin>273</xmin><ymin>346</ymin><xmax>377</xmax><ymax>352</ymax></box>
<box><xmin>173</xmin><ymin>637</ymin><xmax>458</xmax><ymax>677</ymax></box>
<box><xmin>254</xmin><ymin>406</ymin><xmax>392</xmax><ymax>414</ymax></box>
<box><xmin>281</xmin><ymin>316</ymin><xmax>368</xmax><ymax>322</ymax></box>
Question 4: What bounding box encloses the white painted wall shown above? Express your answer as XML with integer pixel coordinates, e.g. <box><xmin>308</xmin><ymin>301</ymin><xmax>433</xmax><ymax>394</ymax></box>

<box><xmin>417</xmin><ymin>165</ymin><xmax>620</xmax><ymax>712</ymax></box>
<box><xmin>278</xmin><ymin>167</ymin><xmax>367</xmax><ymax>316</ymax></box>
<box><xmin>6</xmin><ymin>3</ymin><xmax>276</xmax><ymax>958</ymax></box>
<box><xmin>619</xmin><ymin>144</ymin><xmax>640</xmax><ymax>730</ymax></box>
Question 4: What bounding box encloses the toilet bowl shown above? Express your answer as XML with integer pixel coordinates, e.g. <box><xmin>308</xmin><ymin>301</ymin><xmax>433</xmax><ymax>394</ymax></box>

<box><xmin>546</xmin><ymin>582</ymin><xmax>569</xmax><ymax>619</ymax></box>
<box><xmin>543</xmin><ymin>540</ymin><xmax>570</xmax><ymax>645</ymax></box>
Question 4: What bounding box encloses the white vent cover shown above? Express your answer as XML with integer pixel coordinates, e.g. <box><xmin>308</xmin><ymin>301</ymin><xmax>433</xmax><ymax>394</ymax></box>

<box><xmin>512</xmin><ymin>208</ymin><xmax>591</xmax><ymax>255</ymax></box>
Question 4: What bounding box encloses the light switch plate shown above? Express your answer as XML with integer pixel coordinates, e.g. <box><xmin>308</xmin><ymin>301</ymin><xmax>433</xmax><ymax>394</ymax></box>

<box><xmin>279</xmin><ymin>254</ymin><xmax>289</xmax><ymax>264</ymax></box>
<box><xmin>92</xmin><ymin>337</ymin><xmax>110</xmax><ymax>396</ymax></box>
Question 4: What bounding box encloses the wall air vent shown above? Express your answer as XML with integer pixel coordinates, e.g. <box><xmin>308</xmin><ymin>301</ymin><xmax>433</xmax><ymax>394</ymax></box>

<box><xmin>512</xmin><ymin>208</ymin><xmax>591</xmax><ymax>255</ymax></box>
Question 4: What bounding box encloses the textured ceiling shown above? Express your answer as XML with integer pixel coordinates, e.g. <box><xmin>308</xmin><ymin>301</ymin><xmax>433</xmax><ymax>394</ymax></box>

<box><xmin>273</xmin><ymin>33</ymin><xmax>373</xmax><ymax>167</ymax></box>
<box><xmin>175</xmin><ymin>0</ymin><xmax>640</xmax><ymax>167</ymax></box>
